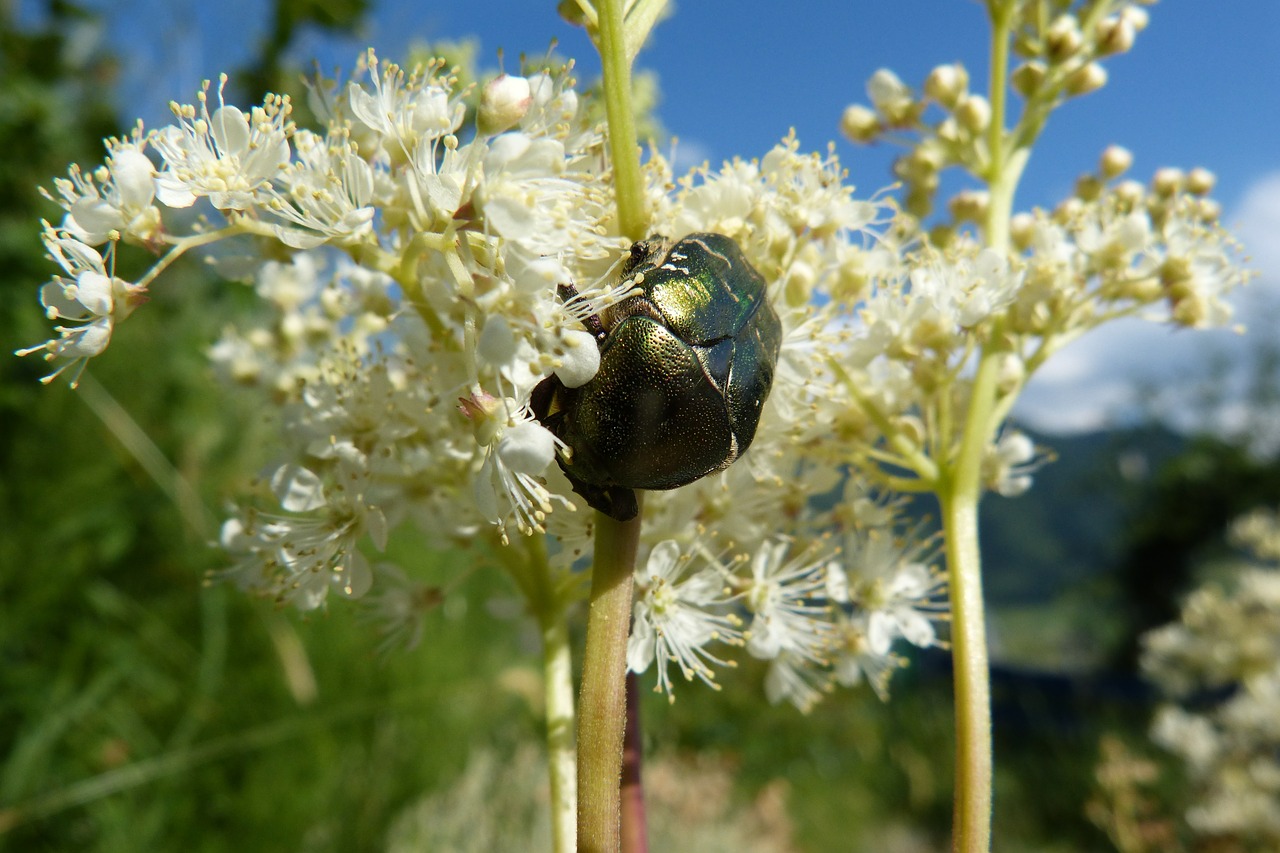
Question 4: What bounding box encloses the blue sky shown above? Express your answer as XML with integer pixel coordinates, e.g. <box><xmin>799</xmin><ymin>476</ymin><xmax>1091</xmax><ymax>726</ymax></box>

<box><xmin>41</xmin><ymin>0</ymin><xmax>1280</xmax><ymax>435</ymax></box>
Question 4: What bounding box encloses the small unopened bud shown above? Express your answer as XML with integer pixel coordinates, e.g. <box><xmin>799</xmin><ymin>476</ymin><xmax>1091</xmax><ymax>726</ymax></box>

<box><xmin>1075</xmin><ymin>174</ymin><xmax>1104</xmax><ymax>202</ymax></box>
<box><xmin>1192</xmin><ymin>197</ymin><xmax>1222</xmax><ymax>221</ymax></box>
<box><xmin>995</xmin><ymin>353</ymin><xmax>1026</xmax><ymax>394</ymax></box>
<box><xmin>1186</xmin><ymin>167</ymin><xmax>1217</xmax><ymax>196</ymax></box>
<box><xmin>867</xmin><ymin>68</ymin><xmax>917</xmax><ymax>125</ymax></box>
<box><xmin>925</xmin><ymin>63</ymin><xmax>969</xmax><ymax>108</ymax></box>
<box><xmin>1095</xmin><ymin>15</ymin><xmax>1136</xmax><ymax>56</ymax></box>
<box><xmin>1046</xmin><ymin>15</ymin><xmax>1084</xmax><ymax>63</ymax></box>
<box><xmin>1009</xmin><ymin>212</ymin><xmax>1036</xmax><ymax>251</ymax></box>
<box><xmin>956</xmin><ymin>94</ymin><xmax>992</xmax><ymax>133</ymax></box>
<box><xmin>1065</xmin><ymin>62</ymin><xmax>1108</xmax><ymax>97</ymax></box>
<box><xmin>1152</xmin><ymin>167</ymin><xmax>1185</xmax><ymax>196</ymax></box>
<box><xmin>1114</xmin><ymin>179</ymin><xmax>1145</xmax><ymax>206</ymax></box>
<box><xmin>478</xmin><ymin>73</ymin><xmax>532</xmax><ymax>135</ymax></box>
<box><xmin>1121</xmin><ymin>6</ymin><xmax>1150</xmax><ymax>33</ymax></box>
<box><xmin>1099</xmin><ymin>145</ymin><xmax>1133</xmax><ymax>179</ymax></box>
<box><xmin>783</xmin><ymin>260</ymin><xmax>817</xmax><ymax>308</ymax></box>
<box><xmin>840</xmin><ymin>104</ymin><xmax>880</xmax><ymax>143</ymax></box>
<box><xmin>949</xmin><ymin>189</ymin><xmax>990</xmax><ymax>223</ymax></box>
<box><xmin>1053</xmin><ymin>197</ymin><xmax>1084</xmax><ymax>223</ymax></box>
<box><xmin>1011</xmin><ymin>62</ymin><xmax>1046</xmax><ymax>98</ymax></box>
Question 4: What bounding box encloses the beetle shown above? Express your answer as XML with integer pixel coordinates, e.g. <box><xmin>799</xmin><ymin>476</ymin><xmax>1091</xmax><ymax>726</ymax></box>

<box><xmin>531</xmin><ymin>232</ymin><xmax>782</xmax><ymax>521</ymax></box>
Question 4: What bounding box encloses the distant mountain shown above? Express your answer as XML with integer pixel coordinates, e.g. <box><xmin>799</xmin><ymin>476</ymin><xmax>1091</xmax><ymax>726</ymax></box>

<box><xmin>979</xmin><ymin>424</ymin><xmax>1187</xmax><ymax>606</ymax></box>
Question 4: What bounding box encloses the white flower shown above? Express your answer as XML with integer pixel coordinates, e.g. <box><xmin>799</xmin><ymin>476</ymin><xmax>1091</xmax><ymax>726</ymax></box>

<box><xmin>739</xmin><ymin>538</ymin><xmax>834</xmax><ymax>664</ymax></box>
<box><xmin>628</xmin><ymin>540</ymin><xmax>742</xmax><ymax>701</ymax></box>
<box><xmin>478</xmin><ymin>73</ymin><xmax>533</xmax><ymax>135</ymax></box>
<box><xmin>264</xmin><ymin>129</ymin><xmax>376</xmax><ymax>248</ymax></box>
<box><xmin>347</xmin><ymin>51</ymin><xmax>464</xmax><ymax>154</ymax></box>
<box><xmin>763</xmin><ymin>650</ymin><xmax>831</xmax><ymax>713</ymax></box>
<box><xmin>829</xmin><ymin>611</ymin><xmax>903</xmax><ymax>700</ymax></box>
<box><xmin>219</xmin><ymin>453</ymin><xmax>387</xmax><ymax>610</ymax></box>
<box><xmin>15</xmin><ymin>229</ymin><xmax>146</xmax><ymax>385</ymax></box>
<box><xmin>908</xmin><ymin>247</ymin><xmax>1023</xmax><ymax>329</ymax></box>
<box><xmin>152</xmin><ymin>79</ymin><xmax>292</xmax><ymax>211</ymax></box>
<box><xmin>985</xmin><ymin>430</ymin><xmax>1043</xmax><ymax>497</ymax></box>
<box><xmin>838</xmin><ymin>527</ymin><xmax>947</xmax><ymax>656</ymax></box>
<box><xmin>464</xmin><ymin>394</ymin><xmax>575</xmax><ymax>543</ymax></box>
<box><xmin>47</xmin><ymin>142</ymin><xmax>161</xmax><ymax>245</ymax></box>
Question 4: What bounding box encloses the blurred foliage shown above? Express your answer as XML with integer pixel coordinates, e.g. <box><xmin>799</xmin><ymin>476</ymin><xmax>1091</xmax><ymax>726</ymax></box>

<box><xmin>235</xmin><ymin>0</ymin><xmax>372</xmax><ymax>108</ymax></box>
<box><xmin>1109</xmin><ymin>435</ymin><xmax>1280</xmax><ymax>670</ymax></box>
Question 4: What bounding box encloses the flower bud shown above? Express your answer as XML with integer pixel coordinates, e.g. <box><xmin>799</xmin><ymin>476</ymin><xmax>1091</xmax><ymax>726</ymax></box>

<box><xmin>956</xmin><ymin>94</ymin><xmax>992</xmax><ymax>133</ymax></box>
<box><xmin>557</xmin><ymin>0</ymin><xmax>588</xmax><ymax>27</ymax></box>
<box><xmin>1114</xmin><ymin>179</ymin><xmax>1145</xmax><ymax>207</ymax></box>
<box><xmin>1152</xmin><ymin>167</ymin><xmax>1185</xmax><ymax>196</ymax></box>
<box><xmin>925</xmin><ymin>63</ymin><xmax>969</xmax><ymax>108</ymax></box>
<box><xmin>1009</xmin><ymin>212</ymin><xmax>1036</xmax><ymax>251</ymax></box>
<box><xmin>1192</xmin><ymin>197</ymin><xmax>1222</xmax><ymax>222</ymax></box>
<box><xmin>1046</xmin><ymin>15</ymin><xmax>1084</xmax><ymax>63</ymax></box>
<box><xmin>1011</xmin><ymin>62</ymin><xmax>1046</xmax><ymax>98</ymax></box>
<box><xmin>1121</xmin><ymin>6</ymin><xmax>1150</xmax><ymax>33</ymax></box>
<box><xmin>1099</xmin><ymin>145</ymin><xmax>1133</xmax><ymax>179</ymax></box>
<box><xmin>840</xmin><ymin>104</ymin><xmax>880</xmax><ymax>143</ymax></box>
<box><xmin>1053</xmin><ymin>197</ymin><xmax>1084</xmax><ymax>223</ymax></box>
<box><xmin>478</xmin><ymin>74</ymin><xmax>532</xmax><ymax>135</ymax></box>
<box><xmin>1095</xmin><ymin>15</ymin><xmax>1136</xmax><ymax>56</ymax></box>
<box><xmin>995</xmin><ymin>353</ymin><xmax>1026</xmax><ymax>395</ymax></box>
<box><xmin>948</xmin><ymin>189</ymin><xmax>989</xmax><ymax>224</ymax></box>
<box><xmin>1186</xmin><ymin>167</ymin><xmax>1216</xmax><ymax>196</ymax></box>
<box><xmin>1075</xmin><ymin>173</ymin><xmax>1104</xmax><ymax>202</ymax></box>
<box><xmin>1065</xmin><ymin>62</ymin><xmax>1108</xmax><ymax>97</ymax></box>
<box><xmin>867</xmin><ymin>68</ymin><xmax>917</xmax><ymax>126</ymax></box>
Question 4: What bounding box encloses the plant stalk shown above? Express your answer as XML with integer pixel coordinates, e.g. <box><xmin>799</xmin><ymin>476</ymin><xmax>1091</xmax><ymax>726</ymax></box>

<box><xmin>576</xmin><ymin>507</ymin><xmax>643</xmax><ymax>852</ymax></box>
<box><xmin>620</xmin><ymin>672</ymin><xmax>648</xmax><ymax>853</ymax></box>
<box><xmin>596</xmin><ymin>0</ymin><xmax>648</xmax><ymax>241</ymax></box>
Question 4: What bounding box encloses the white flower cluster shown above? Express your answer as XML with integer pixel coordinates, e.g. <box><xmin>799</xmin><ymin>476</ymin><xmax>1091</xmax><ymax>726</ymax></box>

<box><xmin>1141</xmin><ymin>507</ymin><xmax>1280</xmax><ymax>846</ymax></box>
<box><xmin>20</xmin><ymin>36</ymin><xmax>1248</xmax><ymax>711</ymax></box>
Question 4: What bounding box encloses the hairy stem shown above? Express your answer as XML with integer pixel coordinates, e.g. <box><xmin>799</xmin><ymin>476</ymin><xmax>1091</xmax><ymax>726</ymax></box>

<box><xmin>597</xmin><ymin>0</ymin><xmax>647</xmax><ymax>241</ymax></box>
<box><xmin>531</xmin><ymin>542</ymin><xmax>578</xmax><ymax>853</ymax></box>
<box><xmin>576</xmin><ymin>508</ymin><xmax>643</xmax><ymax>852</ymax></box>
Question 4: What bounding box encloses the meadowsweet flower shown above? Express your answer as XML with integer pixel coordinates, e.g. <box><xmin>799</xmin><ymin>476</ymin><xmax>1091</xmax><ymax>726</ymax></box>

<box><xmin>152</xmin><ymin>78</ymin><xmax>293</xmax><ymax>210</ymax></box>
<box><xmin>628</xmin><ymin>540</ymin><xmax>742</xmax><ymax>700</ymax></box>
<box><xmin>45</xmin><ymin>140</ymin><xmax>161</xmax><ymax>245</ymax></box>
<box><xmin>16</xmin><ymin>228</ymin><xmax>146</xmax><ymax>385</ymax></box>
<box><xmin>737</xmin><ymin>539</ymin><xmax>834</xmax><ymax>665</ymax></box>
<box><xmin>836</xmin><ymin>527</ymin><xmax>947</xmax><ymax>656</ymax></box>
<box><xmin>1141</xmin><ymin>507</ymin><xmax>1280</xmax><ymax>846</ymax></box>
<box><xmin>219</xmin><ymin>451</ymin><xmax>387</xmax><ymax>610</ymax></box>
<box><xmin>829</xmin><ymin>611</ymin><xmax>904</xmax><ymax>700</ymax></box>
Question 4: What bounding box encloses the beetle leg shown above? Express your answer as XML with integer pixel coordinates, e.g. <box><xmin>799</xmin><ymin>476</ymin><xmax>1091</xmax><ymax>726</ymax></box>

<box><xmin>557</xmin><ymin>283</ymin><xmax>608</xmax><ymax>340</ymax></box>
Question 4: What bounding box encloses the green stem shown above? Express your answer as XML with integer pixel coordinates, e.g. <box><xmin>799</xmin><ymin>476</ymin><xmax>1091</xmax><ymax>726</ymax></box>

<box><xmin>983</xmin><ymin>0</ymin><xmax>1019</xmax><ymax>252</ymax></box>
<box><xmin>528</xmin><ymin>540</ymin><xmax>578</xmax><ymax>853</ymax></box>
<box><xmin>540</xmin><ymin>600</ymin><xmax>578</xmax><ymax>853</ymax></box>
<box><xmin>496</xmin><ymin>537</ymin><xmax>577</xmax><ymax>853</ymax></box>
<box><xmin>940</xmin><ymin>341</ymin><xmax>1003</xmax><ymax>853</ymax></box>
<box><xmin>576</xmin><ymin>507</ymin><xmax>642</xmax><ymax>853</ymax></box>
<box><xmin>597</xmin><ymin>0</ymin><xmax>648</xmax><ymax>241</ymax></box>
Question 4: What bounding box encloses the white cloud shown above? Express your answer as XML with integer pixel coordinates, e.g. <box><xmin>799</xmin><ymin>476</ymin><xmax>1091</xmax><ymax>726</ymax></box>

<box><xmin>1232</xmin><ymin>170</ymin><xmax>1280</xmax><ymax>279</ymax></box>
<box><xmin>667</xmin><ymin>137</ymin><xmax>713</xmax><ymax>175</ymax></box>
<box><xmin>1014</xmin><ymin>171</ymin><xmax>1280</xmax><ymax>438</ymax></box>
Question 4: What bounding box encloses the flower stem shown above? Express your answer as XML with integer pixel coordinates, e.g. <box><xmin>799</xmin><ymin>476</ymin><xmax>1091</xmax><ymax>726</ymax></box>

<box><xmin>597</xmin><ymin>0</ymin><xmax>648</xmax><ymax>241</ymax></box>
<box><xmin>576</xmin><ymin>507</ymin><xmax>642</xmax><ymax>853</ymax></box>
<box><xmin>529</xmin><ymin>541</ymin><xmax>578</xmax><ymax>853</ymax></box>
<box><xmin>620</xmin><ymin>672</ymin><xmax>648</xmax><ymax>853</ymax></box>
<box><xmin>496</xmin><ymin>536</ymin><xmax>578</xmax><ymax>852</ymax></box>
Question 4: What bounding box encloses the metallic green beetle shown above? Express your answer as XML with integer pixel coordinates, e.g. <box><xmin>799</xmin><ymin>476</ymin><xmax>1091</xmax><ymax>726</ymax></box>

<box><xmin>532</xmin><ymin>232</ymin><xmax>782</xmax><ymax>521</ymax></box>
